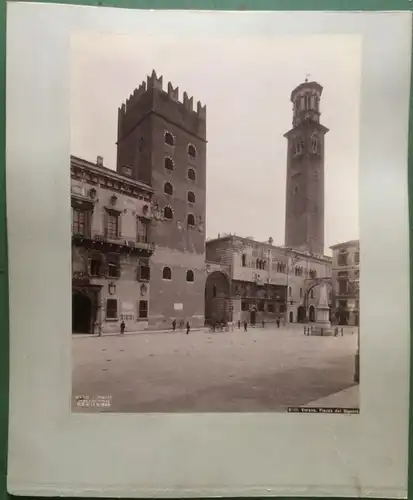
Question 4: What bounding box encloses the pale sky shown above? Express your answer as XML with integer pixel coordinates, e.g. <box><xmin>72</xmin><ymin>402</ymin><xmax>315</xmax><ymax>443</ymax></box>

<box><xmin>71</xmin><ymin>34</ymin><xmax>360</xmax><ymax>255</ymax></box>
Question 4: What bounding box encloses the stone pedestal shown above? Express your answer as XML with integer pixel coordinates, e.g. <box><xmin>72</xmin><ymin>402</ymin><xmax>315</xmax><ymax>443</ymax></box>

<box><xmin>311</xmin><ymin>283</ymin><xmax>332</xmax><ymax>336</ymax></box>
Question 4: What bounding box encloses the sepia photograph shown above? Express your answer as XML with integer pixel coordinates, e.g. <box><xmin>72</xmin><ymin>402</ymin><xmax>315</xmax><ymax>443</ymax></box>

<box><xmin>71</xmin><ymin>33</ymin><xmax>361</xmax><ymax>413</ymax></box>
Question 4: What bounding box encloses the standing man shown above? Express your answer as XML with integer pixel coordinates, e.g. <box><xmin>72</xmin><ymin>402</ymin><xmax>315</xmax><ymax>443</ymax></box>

<box><xmin>186</xmin><ymin>320</ymin><xmax>191</xmax><ymax>335</ymax></box>
<box><xmin>172</xmin><ymin>319</ymin><xmax>177</xmax><ymax>331</ymax></box>
<box><xmin>243</xmin><ymin>320</ymin><xmax>248</xmax><ymax>332</ymax></box>
<box><xmin>120</xmin><ymin>321</ymin><xmax>125</xmax><ymax>335</ymax></box>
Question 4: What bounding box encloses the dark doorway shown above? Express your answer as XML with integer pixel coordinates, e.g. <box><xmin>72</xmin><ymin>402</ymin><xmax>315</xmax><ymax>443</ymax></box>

<box><xmin>297</xmin><ymin>306</ymin><xmax>306</xmax><ymax>323</ymax></box>
<box><xmin>289</xmin><ymin>311</ymin><xmax>294</xmax><ymax>323</ymax></box>
<box><xmin>72</xmin><ymin>292</ymin><xmax>92</xmax><ymax>334</ymax></box>
<box><xmin>309</xmin><ymin>305</ymin><xmax>315</xmax><ymax>322</ymax></box>
<box><xmin>250</xmin><ymin>310</ymin><xmax>256</xmax><ymax>326</ymax></box>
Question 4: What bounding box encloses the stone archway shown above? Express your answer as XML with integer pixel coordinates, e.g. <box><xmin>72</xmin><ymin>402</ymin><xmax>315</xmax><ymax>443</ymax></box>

<box><xmin>289</xmin><ymin>311</ymin><xmax>294</xmax><ymax>323</ymax></box>
<box><xmin>309</xmin><ymin>305</ymin><xmax>315</xmax><ymax>322</ymax></box>
<box><xmin>304</xmin><ymin>279</ymin><xmax>333</xmax><ymax>322</ymax></box>
<box><xmin>297</xmin><ymin>306</ymin><xmax>306</xmax><ymax>323</ymax></box>
<box><xmin>72</xmin><ymin>291</ymin><xmax>92</xmax><ymax>334</ymax></box>
<box><xmin>205</xmin><ymin>271</ymin><xmax>231</xmax><ymax>324</ymax></box>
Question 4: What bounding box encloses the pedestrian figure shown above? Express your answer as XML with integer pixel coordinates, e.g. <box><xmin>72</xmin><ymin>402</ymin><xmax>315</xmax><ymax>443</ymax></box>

<box><xmin>243</xmin><ymin>320</ymin><xmax>248</xmax><ymax>332</ymax></box>
<box><xmin>186</xmin><ymin>321</ymin><xmax>190</xmax><ymax>335</ymax></box>
<box><xmin>341</xmin><ymin>327</ymin><xmax>344</xmax><ymax>336</ymax></box>
<box><xmin>120</xmin><ymin>321</ymin><xmax>125</xmax><ymax>335</ymax></box>
<box><xmin>276</xmin><ymin>318</ymin><xmax>280</xmax><ymax>328</ymax></box>
<box><xmin>304</xmin><ymin>326</ymin><xmax>307</xmax><ymax>336</ymax></box>
<box><xmin>262</xmin><ymin>319</ymin><xmax>265</xmax><ymax>328</ymax></box>
<box><xmin>172</xmin><ymin>319</ymin><xmax>176</xmax><ymax>331</ymax></box>
<box><xmin>238</xmin><ymin>320</ymin><xmax>241</xmax><ymax>329</ymax></box>
<box><xmin>334</xmin><ymin>326</ymin><xmax>338</xmax><ymax>337</ymax></box>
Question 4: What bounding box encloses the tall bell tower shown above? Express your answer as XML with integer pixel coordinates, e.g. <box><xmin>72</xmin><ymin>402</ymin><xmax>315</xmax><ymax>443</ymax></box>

<box><xmin>284</xmin><ymin>79</ymin><xmax>328</xmax><ymax>255</ymax></box>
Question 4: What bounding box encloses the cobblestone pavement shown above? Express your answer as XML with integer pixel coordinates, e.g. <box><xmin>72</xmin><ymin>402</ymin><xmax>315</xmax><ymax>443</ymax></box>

<box><xmin>72</xmin><ymin>324</ymin><xmax>359</xmax><ymax>413</ymax></box>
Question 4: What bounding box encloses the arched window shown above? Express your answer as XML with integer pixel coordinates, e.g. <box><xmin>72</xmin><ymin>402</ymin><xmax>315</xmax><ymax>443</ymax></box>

<box><xmin>310</xmin><ymin>289</ymin><xmax>314</xmax><ymax>299</ymax></box>
<box><xmin>188</xmin><ymin>144</ymin><xmax>197</xmax><ymax>159</ymax></box>
<box><xmin>186</xmin><ymin>270</ymin><xmax>194</xmax><ymax>282</ymax></box>
<box><xmin>187</xmin><ymin>191</ymin><xmax>195</xmax><ymax>203</ymax></box>
<box><xmin>188</xmin><ymin>168</ymin><xmax>196</xmax><ymax>181</ymax></box>
<box><xmin>162</xmin><ymin>267</ymin><xmax>172</xmax><ymax>280</ymax></box>
<box><xmin>164</xmin><ymin>131</ymin><xmax>174</xmax><ymax>146</ymax></box>
<box><xmin>187</xmin><ymin>213</ymin><xmax>195</xmax><ymax>226</ymax></box>
<box><xmin>164</xmin><ymin>206</ymin><xmax>173</xmax><ymax>220</ymax></box>
<box><xmin>242</xmin><ymin>254</ymin><xmax>247</xmax><ymax>267</ymax></box>
<box><xmin>165</xmin><ymin>157</ymin><xmax>174</xmax><ymax>171</ymax></box>
<box><xmin>288</xmin><ymin>286</ymin><xmax>292</xmax><ymax>296</ymax></box>
<box><xmin>164</xmin><ymin>182</ymin><xmax>173</xmax><ymax>195</ymax></box>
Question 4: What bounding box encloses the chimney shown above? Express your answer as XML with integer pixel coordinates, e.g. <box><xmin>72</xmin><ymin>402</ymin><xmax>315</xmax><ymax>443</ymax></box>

<box><xmin>96</xmin><ymin>156</ymin><xmax>103</xmax><ymax>166</ymax></box>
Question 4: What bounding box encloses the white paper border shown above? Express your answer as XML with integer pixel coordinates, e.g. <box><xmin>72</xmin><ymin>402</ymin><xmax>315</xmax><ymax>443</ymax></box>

<box><xmin>6</xmin><ymin>5</ymin><xmax>411</xmax><ymax>497</ymax></box>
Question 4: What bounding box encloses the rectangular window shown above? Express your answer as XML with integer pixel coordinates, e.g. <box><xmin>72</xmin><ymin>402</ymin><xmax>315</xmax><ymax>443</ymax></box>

<box><xmin>338</xmin><ymin>271</ymin><xmax>349</xmax><ymax>277</ymax></box>
<box><xmin>106</xmin><ymin>298</ymin><xmax>118</xmax><ymax>320</ymax></box>
<box><xmin>72</xmin><ymin>208</ymin><xmax>90</xmax><ymax>236</ymax></box>
<box><xmin>258</xmin><ymin>300</ymin><xmax>265</xmax><ymax>312</ymax></box>
<box><xmin>139</xmin><ymin>261</ymin><xmax>151</xmax><ymax>281</ymax></box>
<box><xmin>279</xmin><ymin>304</ymin><xmax>285</xmax><ymax>313</ymax></box>
<box><xmin>138</xmin><ymin>300</ymin><xmax>148</xmax><ymax>319</ymax></box>
<box><xmin>106</xmin><ymin>213</ymin><xmax>119</xmax><ymax>239</ymax></box>
<box><xmin>137</xmin><ymin>218</ymin><xmax>148</xmax><ymax>243</ymax></box>
<box><xmin>354</xmin><ymin>270</ymin><xmax>360</xmax><ymax>279</ymax></box>
<box><xmin>241</xmin><ymin>301</ymin><xmax>248</xmax><ymax>311</ymax></box>
<box><xmin>267</xmin><ymin>303</ymin><xmax>275</xmax><ymax>313</ymax></box>
<box><xmin>89</xmin><ymin>255</ymin><xmax>102</xmax><ymax>276</ymax></box>
<box><xmin>339</xmin><ymin>279</ymin><xmax>348</xmax><ymax>294</ymax></box>
<box><xmin>338</xmin><ymin>252</ymin><xmax>348</xmax><ymax>266</ymax></box>
<box><xmin>338</xmin><ymin>300</ymin><xmax>348</xmax><ymax>310</ymax></box>
<box><xmin>107</xmin><ymin>253</ymin><xmax>120</xmax><ymax>278</ymax></box>
<box><xmin>354</xmin><ymin>251</ymin><xmax>360</xmax><ymax>265</ymax></box>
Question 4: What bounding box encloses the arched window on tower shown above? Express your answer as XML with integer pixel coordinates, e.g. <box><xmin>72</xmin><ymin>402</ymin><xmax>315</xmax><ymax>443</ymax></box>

<box><xmin>188</xmin><ymin>144</ymin><xmax>197</xmax><ymax>159</ymax></box>
<box><xmin>188</xmin><ymin>168</ymin><xmax>196</xmax><ymax>181</ymax></box>
<box><xmin>187</xmin><ymin>213</ymin><xmax>195</xmax><ymax>226</ymax></box>
<box><xmin>310</xmin><ymin>95</ymin><xmax>316</xmax><ymax>110</ymax></box>
<box><xmin>187</xmin><ymin>191</ymin><xmax>195</xmax><ymax>204</ymax></box>
<box><xmin>186</xmin><ymin>270</ymin><xmax>195</xmax><ymax>282</ymax></box>
<box><xmin>164</xmin><ymin>182</ymin><xmax>173</xmax><ymax>195</ymax></box>
<box><xmin>165</xmin><ymin>157</ymin><xmax>174</xmax><ymax>171</ymax></box>
<box><xmin>164</xmin><ymin>132</ymin><xmax>174</xmax><ymax>146</ymax></box>
<box><xmin>311</xmin><ymin>134</ymin><xmax>319</xmax><ymax>155</ymax></box>
<box><xmin>163</xmin><ymin>206</ymin><xmax>173</xmax><ymax>220</ymax></box>
<box><xmin>162</xmin><ymin>267</ymin><xmax>172</xmax><ymax>280</ymax></box>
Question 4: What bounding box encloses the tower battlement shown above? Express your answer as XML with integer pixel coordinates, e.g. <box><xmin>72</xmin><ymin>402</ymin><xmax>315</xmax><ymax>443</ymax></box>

<box><xmin>119</xmin><ymin>70</ymin><xmax>206</xmax><ymax>120</ymax></box>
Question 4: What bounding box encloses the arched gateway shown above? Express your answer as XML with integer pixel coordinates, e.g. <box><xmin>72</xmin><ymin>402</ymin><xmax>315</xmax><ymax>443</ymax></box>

<box><xmin>303</xmin><ymin>278</ymin><xmax>333</xmax><ymax>323</ymax></box>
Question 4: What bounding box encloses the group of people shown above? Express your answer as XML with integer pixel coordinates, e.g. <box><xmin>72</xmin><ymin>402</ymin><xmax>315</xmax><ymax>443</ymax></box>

<box><xmin>209</xmin><ymin>317</ymin><xmax>282</xmax><ymax>332</ymax></box>
<box><xmin>172</xmin><ymin>319</ymin><xmax>191</xmax><ymax>334</ymax></box>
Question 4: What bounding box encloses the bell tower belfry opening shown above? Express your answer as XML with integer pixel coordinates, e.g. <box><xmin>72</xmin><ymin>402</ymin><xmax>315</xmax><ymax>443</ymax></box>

<box><xmin>284</xmin><ymin>79</ymin><xmax>329</xmax><ymax>255</ymax></box>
